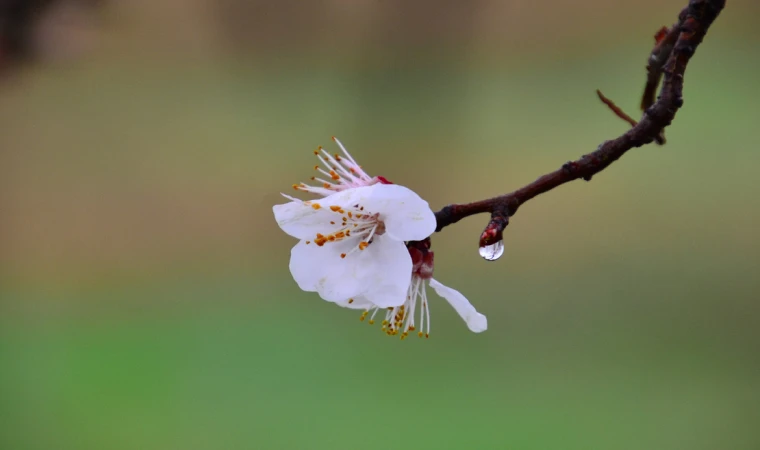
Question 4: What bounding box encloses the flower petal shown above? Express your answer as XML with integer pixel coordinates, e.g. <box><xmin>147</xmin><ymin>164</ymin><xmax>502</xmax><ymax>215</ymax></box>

<box><xmin>360</xmin><ymin>184</ymin><xmax>436</xmax><ymax>241</ymax></box>
<box><xmin>429</xmin><ymin>278</ymin><xmax>487</xmax><ymax>333</ymax></box>
<box><xmin>289</xmin><ymin>238</ymin><xmax>364</xmax><ymax>301</ymax></box>
<box><xmin>358</xmin><ymin>236</ymin><xmax>413</xmax><ymax>307</ymax></box>
<box><xmin>288</xmin><ymin>235</ymin><xmax>411</xmax><ymax>306</ymax></box>
<box><xmin>273</xmin><ymin>189</ymin><xmax>367</xmax><ymax>240</ymax></box>
<box><xmin>274</xmin><ymin>200</ymin><xmax>336</xmax><ymax>240</ymax></box>
<box><xmin>334</xmin><ymin>296</ymin><xmax>375</xmax><ymax>310</ymax></box>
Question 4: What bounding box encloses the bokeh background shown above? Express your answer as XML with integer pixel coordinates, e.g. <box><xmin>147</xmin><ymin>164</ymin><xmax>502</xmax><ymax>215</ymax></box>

<box><xmin>1</xmin><ymin>0</ymin><xmax>759</xmax><ymax>449</ymax></box>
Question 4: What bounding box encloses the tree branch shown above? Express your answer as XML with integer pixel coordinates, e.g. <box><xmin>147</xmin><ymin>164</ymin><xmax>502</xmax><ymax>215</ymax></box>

<box><xmin>433</xmin><ymin>0</ymin><xmax>726</xmax><ymax>243</ymax></box>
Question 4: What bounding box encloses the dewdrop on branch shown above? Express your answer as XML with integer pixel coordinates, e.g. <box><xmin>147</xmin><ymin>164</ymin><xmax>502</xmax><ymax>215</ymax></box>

<box><xmin>479</xmin><ymin>240</ymin><xmax>504</xmax><ymax>261</ymax></box>
<box><xmin>478</xmin><ymin>215</ymin><xmax>508</xmax><ymax>261</ymax></box>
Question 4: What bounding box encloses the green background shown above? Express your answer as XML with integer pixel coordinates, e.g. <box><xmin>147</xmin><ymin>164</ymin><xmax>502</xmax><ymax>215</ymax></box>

<box><xmin>1</xmin><ymin>1</ymin><xmax>759</xmax><ymax>449</ymax></box>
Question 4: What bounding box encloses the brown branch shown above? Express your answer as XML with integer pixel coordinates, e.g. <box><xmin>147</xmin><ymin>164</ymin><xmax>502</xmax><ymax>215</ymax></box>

<box><xmin>433</xmin><ymin>0</ymin><xmax>725</xmax><ymax>235</ymax></box>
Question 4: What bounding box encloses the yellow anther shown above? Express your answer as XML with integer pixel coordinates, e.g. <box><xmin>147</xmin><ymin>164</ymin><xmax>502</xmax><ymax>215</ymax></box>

<box><xmin>311</xmin><ymin>203</ymin><xmax>321</xmax><ymax>210</ymax></box>
<box><xmin>418</xmin><ymin>332</ymin><xmax>424</xmax><ymax>338</ymax></box>
<box><xmin>292</xmin><ymin>184</ymin><xmax>300</xmax><ymax>190</ymax></box>
<box><xmin>348</xmin><ymin>298</ymin><xmax>354</xmax><ymax>304</ymax></box>
<box><xmin>368</xmin><ymin>320</ymin><xmax>375</xmax><ymax>325</ymax></box>
<box><xmin>359</xmin><ymin>242</ymin><xmax>369</xmax><ymax>250</ymax></box>
<box><xmin>340</xmin><ymin>253</ymin><xmax>346</xmax><ymax>259</ymax></box>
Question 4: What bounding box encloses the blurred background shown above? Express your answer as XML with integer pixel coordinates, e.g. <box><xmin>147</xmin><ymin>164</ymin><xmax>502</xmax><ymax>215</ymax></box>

<box><xmin>1</xmin><ymin>0</ymin><xmax>759</xmax><ymax>448</ymax></box>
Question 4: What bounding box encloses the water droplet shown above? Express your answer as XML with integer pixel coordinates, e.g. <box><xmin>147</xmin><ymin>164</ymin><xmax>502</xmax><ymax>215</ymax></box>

<box><xmin>479</xmin><ymin>240</ymin><xmax>504</xmax><ymax>261</ymax></box>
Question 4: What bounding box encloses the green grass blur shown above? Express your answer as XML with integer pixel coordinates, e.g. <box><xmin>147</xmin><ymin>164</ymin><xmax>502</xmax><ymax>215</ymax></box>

<box><xmin>1</xmin><ymin>1</ymin><xmax>759</xmax><ymax>449</ymax></box>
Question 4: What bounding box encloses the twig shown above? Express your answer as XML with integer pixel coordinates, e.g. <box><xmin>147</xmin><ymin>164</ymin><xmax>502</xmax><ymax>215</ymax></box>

<box><xmin>597</xmin><ymin>89</ymin><xmax>666</xmax><ymax>145</ymax></box>
<box><xmin>433</xmin><ymin>0</ymin><xmax>725</xmax><ymax>236</ymax></box>
<box><xmin>596</xmin><ymin>89</ymin><xmax>638</xmax><ymax>128</ymax></box>
<box><xmin>641</xmin><ymin>25</ymin><xmax>680</xmax><ymax>112</ymax></box>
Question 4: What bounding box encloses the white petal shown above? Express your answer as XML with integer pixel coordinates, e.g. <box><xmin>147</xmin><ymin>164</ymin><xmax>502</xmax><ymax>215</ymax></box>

<box><xmin>289</xmin><ymin>239</ymin><xmax>364</xmax><ymax>301</ymax></box>
<box><xmin>429</xmin><ymin>278</ymin><xmax>487</xmax><ymax>333</ymax></box>
<box><xmin>288</xmin><ymin>235</ymin><xmax>411</xmax><ymax>306</ymax></box>
<box><xmin>334</xmin><ymin>296</ymin><xmax>375</xmax><ymax>310</ymax></box>
<box><xmin>273</xmin><ymin>200</ymin><xmax>336</xmax><ymax>240</ymax></box>
<box><xmin>273</xmin><ymin>189</ymin><xmax>367</xmax><ymax>240</ymax></box>
<box><xmin>360</xmin><ymin>184</ymin><xmax>436</xmax><ymax>241</ymax></box>
<box><xmin>358</xmin><ymin>236</ymin><xmax>413</xmax><ymax>307</ymax></box>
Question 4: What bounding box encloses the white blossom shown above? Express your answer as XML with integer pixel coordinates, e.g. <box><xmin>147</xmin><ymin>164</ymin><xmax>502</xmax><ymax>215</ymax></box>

<box><xmin>273</xmin><ymin>139</ymin><xmax>436</xmax><ymax>308</ymax></box>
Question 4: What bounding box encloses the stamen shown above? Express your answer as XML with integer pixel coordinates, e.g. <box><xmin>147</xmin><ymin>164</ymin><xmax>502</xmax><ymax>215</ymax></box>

<box><xmin>361</xmin><ymin>276</ymin><xmax>433</xmax><ymax>340</ymax></box>
<box><xmin>332</xmin><ymin>137</ymin><xmax>363</xmax><ymax>173</ymax></box>
<box><xmin>423</xmin><ymin>289</ymin><xmax>431</xmax><ymax>337</ymax></box>
<box><xmin>291</xmin><ymin>137</ymin><xmax>380</xmax><ymax>196</ymax></box>
<box><xmin>318</xmin><ymin>150</ymin><xmax>357</xmax><ymax>183</ymax></box>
